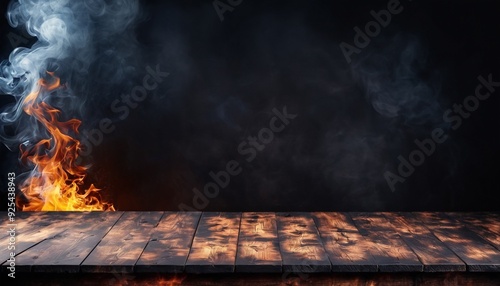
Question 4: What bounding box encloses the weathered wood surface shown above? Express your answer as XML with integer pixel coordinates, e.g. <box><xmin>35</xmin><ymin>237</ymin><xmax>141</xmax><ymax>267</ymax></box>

<box><xmin>0</xmin><ymin>211</ymin><xmax>47</xmax><ymax>241</ymax></box>
<box><xmin>185</xmin><ymin>212</ymin><xmax>241</xmax><ymax>273</ymax></box>
<box><xmin>383</xmin><ymin>212</ymin><xmax>466</xmax><ymax>272</ymax></box>
<box><xmin>415</xmin><ymin>212</ymin><xmax>500</xmax><ymax>272</ymax></box>
<box><xmin>1</xmin><ymin>212</ymin><xmax>87</xmax><ymax>271</ymax></box>
<box><xmin>81</xmin><ymin>212</ymin><xmax>163</xmax><ymax>273</ymax></box>
<box><xmin>312</xmin><ymin>212</ymin><xmax>379</xmax><ymax>272</ymax></box>
<box><xmin>1</xmin><ymin>212</ymin><xmax>500</xmax><ymax>274</ymax></box>
<box><xmin>136</xmin><ymin>212</ymin><xmax>201</xmax><ymax>273</ymax></box>
<box><xmin>449</xmin><ymin>212</ymin><xmax>500</xmax><ymax>251</ymax></box>
<box><xmin>277</xmin><ymin>213</ymin><xmax>331</xmax><ymax>273</ymax></box>
<box><xmin>236</xmin><ymin>212</ymin><xmax>282</xmax><ymax>273</ymax></box>
<box><xmin>350</xmin><ymin>212</ymin><xmax>423</xmax><ymax>272</ymax></box>
<box><xmin>18</xmin><ymin>211</ymin><xmax>123</xmax><ymax>273</ymax></box>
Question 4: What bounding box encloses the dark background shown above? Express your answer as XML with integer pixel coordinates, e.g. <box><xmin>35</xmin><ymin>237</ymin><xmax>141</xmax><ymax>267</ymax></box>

<box><xmin>1</xmin><ymin>0</ymin><xmax>499</xmax><ymax>211</ymax></box>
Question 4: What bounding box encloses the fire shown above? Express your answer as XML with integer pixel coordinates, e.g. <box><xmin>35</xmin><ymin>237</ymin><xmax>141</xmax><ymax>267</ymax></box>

<box><xmin>18</xmin><ymin>71</ymin><xmax>114</xmax><ymax>211</ymax></box>
<box><xmin>151</xmin><ymin>276</ymin><xmax>186</xmax><ymax>286</ymax></box>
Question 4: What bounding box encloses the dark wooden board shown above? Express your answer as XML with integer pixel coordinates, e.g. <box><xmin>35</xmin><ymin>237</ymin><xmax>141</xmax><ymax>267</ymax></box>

<box><xmin>312</xmin><ymin>212</ymin><xmax>379</xmax><ymax>272</ymax></box>
<box><xmin>277</xmin><ymin>213</ymin><xmax>331</xmax><ymax>273</ymax></box>
<box><xmin>0</xmin><ymin>212</ymin><xmax>48</xmax><ymax>241</ymax></box>
<box><xmin>3</xmin><ymin>211</ymin><xmax>500</xmax><ymax>275</ymax></box>
<box><xmin>185</xmin><ymin>212</ymin><xmax>241</xmax><ymax>273</ymax></box>
<box><xmin>350</xmin><ymin>212</ymin><xmax>423</xmax><ymax>272</ymax></box>
<box><xmin>81</xmin><ymin>212</ymin><xmax>164</xmax><ymax>273</ymax></box>
<box><xmin>236</xmin><ymin>212</ymin><xmax>282</xmax><ymax>273</ymax></box>
<box><xmin>415</xmin><ymin>212</ymin><xmax>500</xmax><ymax>272</ymax></box>
<box><xmin>383</xmin><ymin>212</ymin><xmax>465</xmax><ymax>272</ymax></box>
<box><xmin>135</xmin><ymin>212</ymin><xmax>201</xmax><ymax>273</ymax></box>
<box><xmin>448</xmin><ymin>213</ymin><xmax>500</xmax><ymax>251</ymax></box>
<box><xmin>15</xmin><ymin>211</ymin><xmax>123</xmax><ymax>273</ymax></box>
<box><xmin>1</xmin><ymin>212</ymin><xmax>86</xmax><ymax>271</ymax></box>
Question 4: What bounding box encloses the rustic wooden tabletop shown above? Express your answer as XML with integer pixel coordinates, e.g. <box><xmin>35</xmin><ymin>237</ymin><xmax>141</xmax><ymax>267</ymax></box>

<box><xmin>1</xmin><ymin>212</ymin><xmax>500</xmax><ymax>275</ymax></box>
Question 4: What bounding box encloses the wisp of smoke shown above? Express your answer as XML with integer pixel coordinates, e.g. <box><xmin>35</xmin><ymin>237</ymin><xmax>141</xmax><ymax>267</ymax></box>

<box><xmin>0</xmin><ymin>0</ymin><xmax>141</xmax><ymax>208</ymax></box>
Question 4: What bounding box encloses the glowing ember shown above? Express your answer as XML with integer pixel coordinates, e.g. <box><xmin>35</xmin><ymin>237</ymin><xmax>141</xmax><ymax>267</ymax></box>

<box><xmin>152</xmin><ymin>276</ymin><xmax>186</xmax><ymax>286</ymax></box>
<box><xmin>18</xmin><ymin>71</ymin><xmax>114</xmax><ymax>211</ymax></box>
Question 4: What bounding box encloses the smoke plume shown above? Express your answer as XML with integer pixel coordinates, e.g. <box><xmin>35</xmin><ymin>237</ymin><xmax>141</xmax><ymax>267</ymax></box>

<box><xmin>0</xmin><ymin>0</ymin><xmax>141</xmax><ymax>209</ymax></box>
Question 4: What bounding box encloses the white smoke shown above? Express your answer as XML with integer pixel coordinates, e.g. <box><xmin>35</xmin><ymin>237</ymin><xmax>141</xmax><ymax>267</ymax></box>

<box><xmin>352</xmin><ymin>34</ymin><xmax>444</xmax><ymax>127</ymax></box>
<box><xmin>0</xmin><ymin>0</ymin><xmax>140</xmax><ymax>150</ymax></box>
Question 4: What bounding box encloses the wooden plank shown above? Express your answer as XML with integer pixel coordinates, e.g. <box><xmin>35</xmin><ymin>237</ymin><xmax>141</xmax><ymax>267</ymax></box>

<box><xmin>185</xmin><ymin>212</ymin><xmax>241</xmax><ymax>273</ymax></box>
<box><xmin>1</xmin><ymin>212</ymin><xmax>50</xmax><ymax>266</ymax></box>
<box><xmin>135</xmin><ymin>212</ymin><xmax>201</xmax><ymax>273</ymax></box>
<box><xmin>81</xmin><ymin>212</ymin><xmax>163</xmax><ymax>273</ymax></box>
<box><xmin>236</xmin><ymin>212</ymin><xmax>282</xmax><ymax>273</ymax></box>
<box><xmin>3</xmin><ymin>211</ymin><xmax>499</xmax><ymax>275</ymax></box>
<box><xmin>415</xmin><ymin>212</ymin><xmax>500</xmax><ymax>272</ymax></box>
<box><xmin>0</xmin><ymin>212</ymin><xmax>67</xmax><ymax>244</ymax></box>
<box><xmin>13</xmin><ymin>211</ymin><xmax>123</xmax><ymax>273</ymax></box>
<box><xmin>350</xmin><ymin>212</ymin><xmax>423</xmax><ymax>272</ymax></box>
<box><xmin>312</xmin><ymin>212</ymin><xmax>379</xmax><ymax>272</ymax></box>
<box><xmin>1</xmin><ymin>212</ymin><xmax>86</xmax><ymax>271</ymax></box>
<box><xmin>312</xmin><ymin>212</ymin><xmax>359</xmax><ymax>233</ymax></box>
<box><xmin>0</xmin><ymin>212</ymin><xmax>47</xmax><ymax>241</ymax></box>
<box><xmin>449</xmin><ymin>212</ymin><xmax>500</xmax><ymax>251</ymax></box>
<box><xmin>383</xmin><ymin>212</ymin><xmax>465</xmax><ymax>272</ymax></box>
<box><xmin>277</xmin><ymin>213</ymin><xmax>331</xmax><ymax>273</ymax></box>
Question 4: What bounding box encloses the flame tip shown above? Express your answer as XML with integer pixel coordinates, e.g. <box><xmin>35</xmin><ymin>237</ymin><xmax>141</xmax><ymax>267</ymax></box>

<box><xmin>19</xmin><ymin>70</ymin><xmax>113</xmax><ymax>212</ymax></box>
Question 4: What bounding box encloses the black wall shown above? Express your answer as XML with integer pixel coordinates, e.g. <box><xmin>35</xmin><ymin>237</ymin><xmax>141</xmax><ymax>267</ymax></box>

<box><xmin>1</xmin><ymin>0</ymin><xmax>499</xmax><ymax>211</ymax></box>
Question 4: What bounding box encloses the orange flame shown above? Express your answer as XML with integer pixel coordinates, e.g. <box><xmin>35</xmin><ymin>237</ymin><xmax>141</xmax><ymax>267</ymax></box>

<box><xmin>152</xmin><ymin>276</ymin><xmax>186</xmax><ymax>286</ymax></box>
<box><xmin>18</xmin><ymin>71</ymin><xmax>114</xmax><ymax>211</ymax></box>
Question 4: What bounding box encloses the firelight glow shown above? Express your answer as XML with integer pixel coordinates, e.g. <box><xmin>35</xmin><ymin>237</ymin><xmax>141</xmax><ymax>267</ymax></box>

<box><xmin>0</xmin><ymin>0</ymin><xmax>140</xmax><ymax>212</ymax></box>
<box><xmin>18</xmin><ymin>72</ymin><xmax>114</xmax><ymax>211</ymax></box>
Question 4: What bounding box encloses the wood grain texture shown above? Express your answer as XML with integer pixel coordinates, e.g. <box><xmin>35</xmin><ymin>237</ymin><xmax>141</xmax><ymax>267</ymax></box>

<box><xmin>236</xmin><ymin>212</ymin><xmax>282</xmax><ymax>273</ymax></box>
<box><xmin>185</xmin><ymin>212</ymin><xmax>241</xmax><ymax>273</ymax></box>
<box><xmin>3</xmin><ymin>211</ymin><xmax>500</xmax><ymax>274</ymax></box>
<box><xmin>277</xmin><ymin>213</ymin><xmax>331</xmax><ymax>273</ymax></box>
<box><xmin>449</xmin><ymin>212</ymin><xmax>500</xmax><ymax>251</ymax></box>
<box><xmin>16</xmin><ymin>212</ymin><xmax>123</xmax><ymax>273</ymax></box>
<box><xmin>383</xmin><ymin>212</ymin><xmax>465</xmax><ymax>272</ymax></box>
<box><xmin>135</xmin><ymin>212</ymin><xmax>201</xmax><ymax>273</ymax></box>
<box><xmin>350</xmin><ymin>212</ymin><xmax>423</xmax><ymax>272</ymax></box>
<box><xmin>81</xmin><ymin>212</ymin><xmax>164</xmax><ymax>273</ymax></box>
<box><xmin>415</xmin><ymin>212</ymin><xmax>500</xmax><ymax>272</ymax></box>
<box><xmin>1</xmin><ymin>212</ymin><xmax>86</xmax><ymax>271</ymax></box>
<box><xmin>312</xmin><ymin>212</ymin><xmax>379</xmax><ymax>272</ymax></box>
<box><xmin>0</xmin><ymin>211</ymin><xmax>47</xmax><ymax>241</ymax></box>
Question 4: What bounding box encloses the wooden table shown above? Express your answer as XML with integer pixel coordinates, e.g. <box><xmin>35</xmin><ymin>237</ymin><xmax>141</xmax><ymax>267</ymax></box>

<box><xmin>2</xmin><ymin>212</ymin><xmax>500</xmax><ymax>285</ymax></box>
